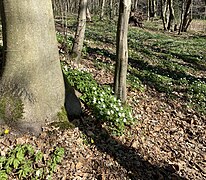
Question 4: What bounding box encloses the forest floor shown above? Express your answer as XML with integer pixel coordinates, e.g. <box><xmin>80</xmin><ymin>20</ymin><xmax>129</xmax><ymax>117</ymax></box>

<box><xmin>0</xmin><ymin>18</ymin><xmax>206</xmax><ymax>179</ymax></box>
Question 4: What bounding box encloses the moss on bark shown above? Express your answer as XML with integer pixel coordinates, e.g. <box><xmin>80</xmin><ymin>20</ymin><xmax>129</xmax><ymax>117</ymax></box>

<box><xmin>0</xmin><ymin>93</ymin><xmax>23</xmax><ymax>123</ymax></box>
<box><xmin>50</xmin><ymin>107</ymin><xmax>75</xmax><ymax>130</ymax></box>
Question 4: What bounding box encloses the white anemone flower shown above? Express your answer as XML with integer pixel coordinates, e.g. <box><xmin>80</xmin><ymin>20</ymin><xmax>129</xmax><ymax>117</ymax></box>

<box><xmin>115</xmin><ymin>107</ymin><xmax>119</xmax><ymax>111</ymax></box>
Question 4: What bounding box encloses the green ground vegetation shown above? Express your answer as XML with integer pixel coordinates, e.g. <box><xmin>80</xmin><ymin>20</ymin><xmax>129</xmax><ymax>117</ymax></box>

<box><xmin>0</xmin><ymin>144</ymin><xmax>64</xmax><ymax>180</ymax></box>
<box><xmin>59</xmin><ymin>16</ymin><xmax>206</xmax><ymax>115</ymax></box>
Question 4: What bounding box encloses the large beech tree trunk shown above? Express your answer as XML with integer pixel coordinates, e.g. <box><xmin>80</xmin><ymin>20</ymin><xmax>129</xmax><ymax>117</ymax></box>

<box><xmin>114</xmin><ymin>0</ymin><xmax>131</xmax><ymax>103</ymax></box>
<box><xmin>0</xmin><ymin>0</ymin><xmax>65</xmax><ymax>134</ymax></box>
<box><xmin>71</xmin><ymin>0</ymin><xmax>87</xmax><ymax>63</ymax></box>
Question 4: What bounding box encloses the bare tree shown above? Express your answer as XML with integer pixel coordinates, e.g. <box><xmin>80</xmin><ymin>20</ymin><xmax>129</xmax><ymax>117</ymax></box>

<box><xmin>133</xmin><ymin>0</ymin><xmax>139</xmax><ymax>11</ymax></box>
<box><xmin>147</xmin><ymin>0</ymin><xmax>157</xmax><ymax>21</ymax></box>
<box><xmin>147</xmin><ymin>0</ymin><xmax>150</xmax><ymax>20</ymax></box>
<box><xmin>86</xmin><ymin>7</ymin><xmax>92</xmax><ymax>22</ymax></box>
<box><xmin>181</xmin><ymin>0</ymin><xmax>192</xmax><ymax>32</ymax></box>
<box><xmin>167</xmin><ymin>0</ymin><xmax>175</xmax><ymax>30</ymax></box>
<box><xmin>109</xmin><ymin>0</ymin><xmax>113</xmax><ymax>20</ymax></box>
<box><xmin>114</xmin><ymin>0</ymin><xmax>131</xmax><ymax>103</ymax></box>
<box><xmin>160</xmin><ymin>0</ymin><xmax>176</xmax><ymax>31</ymax></box>
<box><xmin>71</xmin><ymin>0</ymin><xmax>87</xmax><ymax>64</ymax></box>
<box><xmin>160</xmin><ymin>0</ymin><xmax>167</xmax><ymax>30</ymax></box>
<box><xmin>100</xmin><ymin>0</ymin><xmax>106</xmax><ymax>20</ymax></box>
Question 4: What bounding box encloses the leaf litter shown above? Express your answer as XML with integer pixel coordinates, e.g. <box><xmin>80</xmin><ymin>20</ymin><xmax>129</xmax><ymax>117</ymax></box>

<box><xmin>0</xmin><ymin>25</ymin><xmax>206</xmax><ymax>179</ymax></box>
<box><xmin>1</xmin><ymin>53</ymin><xmax>205</xmax><ymax>179</ymax></box>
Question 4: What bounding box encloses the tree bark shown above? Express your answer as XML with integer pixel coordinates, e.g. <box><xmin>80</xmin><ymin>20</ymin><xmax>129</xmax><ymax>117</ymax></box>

<box><xmin>160</xmin><ymin>0</ymin><xmax>167</xmax><ymax>30</ymax></box>
<box><xmin>147</xmin><ymin>0</ymin><xmax>150</xmax><ymax>21</ymax></box>
<box><xmin>181</xmin><ymin>0</ymin><xmax>192</xmax><ymax>32</ymax></box>
<box><xmin>178</xmin><ymin>0</ymin><xmax>185</xmax><ymax>34</ymax></box>
<box><xmin>134</xmin><ymin>0</ymin><xmax>139</xmax><ymax>11</ymax></box>
<box><xmin>0</xmin><ymin>0</ymin><xmax>65</xmax><ymax>134</ymax></box>
<box><xmin>167</xmin><ymin>0</ymin><xmax>175</xmax><ymax>31</ymax></box>
<box><xmin>71</xmin><ymin>0</ymin><xmax>87</xmax><ymax>63</ymax></box>
<box><xmin>100</xmin><ymin>0</ymin><xmax>105</xmax><ymax>20</ymax></box>
<box><xmin>109</xmin><ymin>0</ymin><xmax>113</xmax><ymax>20</ymax></box>
<box><xmin>114</xmin><ymin>0</ymin><xmax>131</xmax><ymax>103</ymax></box>
<box><xmin>153</xmin><ymin>0</ymin><xmax>157</xmax><ymax>17</ymax></box>
<box><xmin>147</xmin><ymin>0</ymin><xmax>157</xmax><ymax>20</ymax></box>
<box><xmin>86</xmin><ymin>7</ymin><xmax>92</xmax><ymax>22</ymax></box>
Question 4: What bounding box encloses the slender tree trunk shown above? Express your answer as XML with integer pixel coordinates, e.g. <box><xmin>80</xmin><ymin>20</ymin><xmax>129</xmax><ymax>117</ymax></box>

<box><xmin>147</xmin><ymin>0</ymin><xmax>157</xmax><ymax>20</ymax></box>
<box><xmin>58</xmin><ymin>0</ymin><xmax>64</xmax><ymax>27</ymax></box>
<box><xmin>86</xmin><ymin>7</ymin><xmax>92</xmax><ymax>22</ymax></box>
<box><xmin>163</xmin><ymin>0</ymin><xmax>168</xmax><ymax>25</ymax></box>
<box><xmin>134</xmin><ymin>0</ymin><xmax>139</xmax><ymax>10</ymax></box>
<box><xmin>167</xmin><ymin>0</ymin><xmax>175</xmax><ymax>31</ymax></box>
<box><xmin>153</xmin><ymin>0</ymin><xmax>157</xmax><ymax>18</ymax></box>
<box><xmin>109</xmin><ymin>0</ymin><xmax>113</xmax><ymax>20</ymax></box>
<box><xmin>160</xmin><ymin>0</ymin><xmax>167</xmax><ymax>30</ymax></box>
<box><xmin>90</xmin><ymin>0</ymin><xmax>94</xmax><ymax>13</ymax></box>
<box><xmin>100</xmin><ymin>0</ymin><xmax>105</xmax><ymax>20</ymax></box>
<box><xmin>181</xmin><ymin>0</ymin><xmax>192</xmax><ymax>32</ymax></box>
<box><xmin>131</xmin><ymin>0</ymin><xmax>134</xmax><ymax>10</ymax></box>
<box><xmin>205</xmin><ymin>5</ymin><xmax>206</xmax><ymax>19</ymax></box>
<box><xmin>191</xmin><ymin>0</ymin><xmax>193</xmax><ymax>19</ymax></box>
<box><xmin>71</xmin><ymin>0</ymin><xmax>87</xmax><ymax>63</ymax></box>
<box><xmin>0</xmin><ymin>0</ymin><xmax>65</xmax><ymax>134</ymax></box>
<box><xmin>147</xmin><ymin>0</ymin><xmax>150</xmax><ymax>21</ymax></box>
<box><xmin>74</xmin><ymin>0</ymin><xmax>80</xmax><ymax>13</ymax></box>
<box><xmin>178</xmin><ymin>0</ymin><xmax>185</xmax><ymax>34</ymax></box>
<box><xmin>114</xmin><ymin>0</ymin><xmax>131</xmax><ymax>103</ymax></box>
<box><xmin>115</xmin><ymin>1</ymin><xmax>119</xmax><ymax>16</ymax></box>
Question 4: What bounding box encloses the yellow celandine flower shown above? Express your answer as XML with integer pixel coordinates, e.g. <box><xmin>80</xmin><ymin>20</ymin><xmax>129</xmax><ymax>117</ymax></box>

<box><xmin>4</xmin><ymin>129</ymin><xmax>9</xmax><ymax>134</ymax></box>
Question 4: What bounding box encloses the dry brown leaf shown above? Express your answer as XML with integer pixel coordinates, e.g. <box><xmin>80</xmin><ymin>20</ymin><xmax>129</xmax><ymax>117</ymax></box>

<box><xmin>15</xmin><ymin>136</ymin><xmax>29</xmax><ymax>144</ymax></box>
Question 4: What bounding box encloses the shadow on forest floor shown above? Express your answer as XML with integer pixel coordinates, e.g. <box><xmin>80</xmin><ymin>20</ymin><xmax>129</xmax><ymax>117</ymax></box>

<box><xmin>128</xmin><ymin>57</ymin><xmax>206</xmax><ymax>84</ymax></box>
<box><xmin>69</xmin><ymin>113</ymin><xmax>186</xmax><ymax>180</ymax></box>
<box><xmin>147</xmin><ymin>45</ymin><xmax>206</xmax><ymax>72</ymax></box>
<box><xmin>86</xmin><ymin>46</ymin><xmax>206</xmax><ymax>114</ymax></box>
<box><xmin>86</xmin><ymin>46</ymin><xmax>206</xmax><ymax>85</ymax></box>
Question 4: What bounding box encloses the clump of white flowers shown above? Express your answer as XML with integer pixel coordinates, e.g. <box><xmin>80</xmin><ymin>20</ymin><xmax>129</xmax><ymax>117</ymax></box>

<box><xmin>63</xmin><ymin>65</ymin><xmax>137</xmax><ymax>135</ymax></box>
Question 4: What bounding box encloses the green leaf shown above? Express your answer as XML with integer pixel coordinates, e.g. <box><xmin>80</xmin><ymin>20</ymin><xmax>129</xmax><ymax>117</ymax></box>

<box><xmin>0</xmin><ymin>170</ymin><xmax>8</xmax><ymax>180</ymax></box>
<box><xmin>5</xmin><ymin>166</ymin><xmax>11</xmax><ymax>174</ymax></box>
<box><xmin>25</xmin><ymin>144</ymin><xmax>35</xmax><ymax>156</ymax></box>
<box><xmin>6</xmin><ymin>155</ymin><xmax>15</xmax><ymax>166</ymax></box>
<box><xmin>13</xmin><ymin>158</ymin><xmax>20</xmax><ymax>169</ymax></box>
<box><xmin>16</xmin><ymin>149</ymin><xmax>25</xmax><ymax>162</ymax></box>
<box><xmin>0</xmin><ymin>156</ymin><xmax>7</xmax><ymax>169</ymax></box>
<box><xmin>35</xmin><ymin>151</ymin><xmax>43</xmax><ymax>162</ymax></box>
